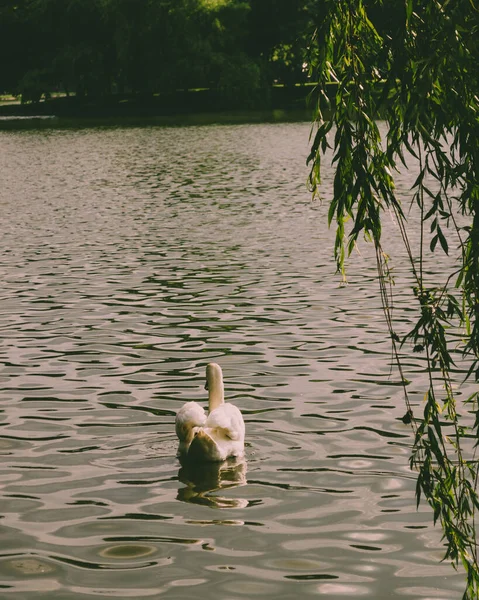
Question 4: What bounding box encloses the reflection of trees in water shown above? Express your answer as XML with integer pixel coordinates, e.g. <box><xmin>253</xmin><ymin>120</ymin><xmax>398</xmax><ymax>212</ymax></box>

<box><xmin>177</xmin><ymin>458</ymin><xmax>248</xmax><ymax>509</ymax></box>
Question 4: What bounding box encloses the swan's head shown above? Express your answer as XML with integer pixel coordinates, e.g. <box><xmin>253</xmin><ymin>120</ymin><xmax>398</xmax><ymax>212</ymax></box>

<box><xmin>205</xmin><ymin>362</ymin><xmax>224</xmax><ymax>410</ymax></box>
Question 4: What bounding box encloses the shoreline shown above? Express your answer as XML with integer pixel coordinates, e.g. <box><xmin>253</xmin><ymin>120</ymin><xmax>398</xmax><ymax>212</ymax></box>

<box><xmin>0</xmin><ymin>108</ymin><xmax>315</xmax><ymax>130</ymax></box>
<box><xmin>0</xmin><ymin>84</ymin><xmax>329</xmax><ymax>129</ymax></box>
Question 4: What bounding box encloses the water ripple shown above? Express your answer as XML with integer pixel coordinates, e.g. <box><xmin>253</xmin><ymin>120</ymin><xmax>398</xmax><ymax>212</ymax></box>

<box><xmin>0</xmin><ymin>122</ymin><xmax>466</xmax><ymax>598</ymax></box>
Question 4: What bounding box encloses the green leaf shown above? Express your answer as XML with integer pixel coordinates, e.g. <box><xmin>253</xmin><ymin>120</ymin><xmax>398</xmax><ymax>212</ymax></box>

<box><xmin>437</xmin><ymin>226</ymin><xmax>449</xmax><ymax>255</ymax></box>
<box><xmin>406</xmin><ymin>0</ymin><xmax>413</xmax><ymax>22</ymax></box>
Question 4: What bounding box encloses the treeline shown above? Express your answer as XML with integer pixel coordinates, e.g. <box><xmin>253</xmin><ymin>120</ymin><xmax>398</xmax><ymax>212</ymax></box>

<box><xmin>0</xmin><ymin>0</ymin><xmax>316</xmax><ymax>106</ymax></box>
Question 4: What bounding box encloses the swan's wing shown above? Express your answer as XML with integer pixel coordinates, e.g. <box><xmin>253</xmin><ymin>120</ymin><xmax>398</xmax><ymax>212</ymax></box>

<box><xmin>175</xmin><ymin>402</ymin><xmax>206</xmax><ymax>442</ymax></box>
<box><xmin>206</xmin><ymin>403</ymin><xmax>245</xmax><ymax>441</ymax></box>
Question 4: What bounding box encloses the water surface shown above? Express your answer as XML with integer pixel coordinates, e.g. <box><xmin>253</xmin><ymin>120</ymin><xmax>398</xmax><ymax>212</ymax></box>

<box><xmin>0</xmin><ymin>122</ymin><xmax>465</xmax><ymax>598</ymax></box>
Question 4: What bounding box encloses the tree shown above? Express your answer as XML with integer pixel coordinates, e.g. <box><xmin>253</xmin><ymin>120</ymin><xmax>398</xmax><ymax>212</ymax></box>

<box><xmin>247</xmin><ymin>0</ymin><xmax>312</xmax><ymax>85</ymax></box>
<box><xmin>0</xmin><ymin>0</ymin><xmax>318</xmax><ymax>101</ymax></box>
<box><xmin>308</xmin><ymin>1</ymin><xmax>479</xmax><ymax>597</ymax></box>
<box><xmin>0</xmin><ymin>1</ymin><xmax>28</xmax><ymax>93</ymax></box>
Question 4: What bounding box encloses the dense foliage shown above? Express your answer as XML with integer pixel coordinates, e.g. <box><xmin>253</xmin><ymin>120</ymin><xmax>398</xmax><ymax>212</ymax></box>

<box><xmin>0</xmin><ymin>0</ymin><xmax>313</xmax><ymax>103</ymax></box>
<box><xmin>308</xmin><ymin>0</ymin><xmax>479</xmax><ymax>597</ymax></box>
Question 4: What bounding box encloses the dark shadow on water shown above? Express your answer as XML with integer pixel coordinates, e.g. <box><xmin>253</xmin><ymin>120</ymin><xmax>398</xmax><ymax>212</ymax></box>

<box><xmin>177</xmin><ymin>457</ymin><xmax>248</xmax><ymax>509</ymax></box>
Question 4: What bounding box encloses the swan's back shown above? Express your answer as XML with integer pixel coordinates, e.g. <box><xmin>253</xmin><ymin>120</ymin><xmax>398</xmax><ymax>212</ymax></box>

<box><xmin>206</xmin><ymin>403</ymin><xmax>245</xmax><ymax>442</ymax></box>
<box><xmin>186</xmin><ymin>404</ymin><xmax>245</xmax><ymax>461</ymax></box>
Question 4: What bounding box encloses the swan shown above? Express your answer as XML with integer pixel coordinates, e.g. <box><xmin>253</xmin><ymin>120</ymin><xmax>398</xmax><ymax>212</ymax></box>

<box><xmin>175</xmin><ymin>363</ymin><xmax>245</xmax><ymax>462</ymax></box>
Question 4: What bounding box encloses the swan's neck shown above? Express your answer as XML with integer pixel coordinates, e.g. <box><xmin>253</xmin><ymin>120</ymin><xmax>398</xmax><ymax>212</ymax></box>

<box><xmin>206</xmin><ymin>364</ymin><xmax>224</xmax><ymax>412</ymax></box>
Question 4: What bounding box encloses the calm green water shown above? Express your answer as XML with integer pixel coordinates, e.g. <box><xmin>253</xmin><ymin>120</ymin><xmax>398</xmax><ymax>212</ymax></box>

<box><xmin>0</xmin><ymin>122</ymin><xmax>464</xmax><ymax>598</ymax></box>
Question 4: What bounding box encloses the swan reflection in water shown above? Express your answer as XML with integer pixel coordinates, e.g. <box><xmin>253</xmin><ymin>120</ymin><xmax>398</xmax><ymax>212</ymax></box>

<box><xmin>177</xmin><ymin>457</ymin><xmax>248</xmax><ymax>508</ymax></box>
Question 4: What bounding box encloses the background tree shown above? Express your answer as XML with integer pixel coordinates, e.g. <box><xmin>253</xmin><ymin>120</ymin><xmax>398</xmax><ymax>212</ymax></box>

<box><xmin>308</xmin><ymin>1</ymin><xmax>479</xmax><ymax>597</ymax></box>
<box><xmin>0</xmin><ymin>1</ymin><xmax>30</xmax><ymax>93</ymax></box>
<box><xmin>247</xmin><ymin>0</ymin><xmax>312</xmax><ymax>86</ymax></box>
<box><xmin>0</xmin><ymin>0</ymin><xmax>316</xmax><ymax>102</ymax></box>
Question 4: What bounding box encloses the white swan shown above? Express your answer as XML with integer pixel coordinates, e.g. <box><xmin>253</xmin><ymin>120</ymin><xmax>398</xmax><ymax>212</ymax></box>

<box><xmin>175</xmin><ymin>363</ymin><xmax>245</xmax><ymax>462</ymax></box>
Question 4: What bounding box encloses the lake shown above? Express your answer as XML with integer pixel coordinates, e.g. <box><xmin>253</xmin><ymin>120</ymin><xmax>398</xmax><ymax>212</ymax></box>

<box><xmin>0</xmin><ymin>120</ymin><xmax>465</xmax><ymax>598</ymax></box>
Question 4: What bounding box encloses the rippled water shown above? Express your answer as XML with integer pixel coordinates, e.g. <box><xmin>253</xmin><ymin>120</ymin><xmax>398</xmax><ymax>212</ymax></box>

<box><xmin>0</xmin><ymin>121</ymin><xmax>465</xmax><ymax>598</ymax></box>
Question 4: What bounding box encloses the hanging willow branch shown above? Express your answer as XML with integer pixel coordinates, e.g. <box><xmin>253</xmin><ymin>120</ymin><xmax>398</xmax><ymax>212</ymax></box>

<box><xmin>308</xmin><ymin>1</ymin><xmax>479</xmax><ymax>597</ymax></box>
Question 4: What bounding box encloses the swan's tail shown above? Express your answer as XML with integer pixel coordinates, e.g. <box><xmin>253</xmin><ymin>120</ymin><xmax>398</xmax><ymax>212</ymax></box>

<box><xmin>188</xmin><ymin>430</ymin><xmax>223</xmax><ymax>462</ymax></box>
